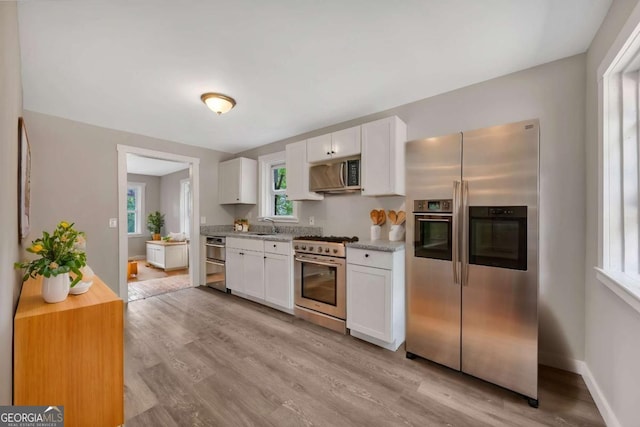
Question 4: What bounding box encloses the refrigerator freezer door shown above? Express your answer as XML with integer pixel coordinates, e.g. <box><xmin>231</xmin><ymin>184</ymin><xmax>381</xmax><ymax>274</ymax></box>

<box><xmin>461</xmin><ymin>120</ymin><xmax>539</xmax><ymax>399</ymax></box>
<box><xmin>406</xmin><ymin>132</ymin><xmax>462</xmax><ymax>370</ymax></box>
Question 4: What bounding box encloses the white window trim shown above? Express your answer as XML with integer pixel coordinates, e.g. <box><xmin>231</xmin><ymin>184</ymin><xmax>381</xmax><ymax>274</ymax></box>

<box><xmin>258</xmin><ymin>151</ymin><xmax>299</xmax><ymax>222</ymax></box>
<box><xmin>180</xmin><ymin>178</ymin><xmax>191</xmax><ymax>237</ymax></box>
<box><xmin>597</xmin><ymin>4</ymin><xmax>640</xmax><ymax>315</ymax></box>
<box><xmin>127</xmin><ymin>182</ymin><xmax>146</xmax><ymax>238</ymax></box>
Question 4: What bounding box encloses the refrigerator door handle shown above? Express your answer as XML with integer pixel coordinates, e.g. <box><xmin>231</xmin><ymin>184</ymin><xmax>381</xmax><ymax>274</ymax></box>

<box><xmin>452</xmin><ymin>180</ymin><xmax>461</xmax><ymax>285</ymax></box>
<box><xmin>461</xmin><ymin>180</ymin><xmax>470</xmax><ymax>286</ymax></box>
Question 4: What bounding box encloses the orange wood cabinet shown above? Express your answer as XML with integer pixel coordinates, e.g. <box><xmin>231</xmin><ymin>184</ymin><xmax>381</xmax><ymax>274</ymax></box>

<box><xmin>14</xmin><ymin>275</ymin><xmax>124</xmax><ymax>427</ymax></box>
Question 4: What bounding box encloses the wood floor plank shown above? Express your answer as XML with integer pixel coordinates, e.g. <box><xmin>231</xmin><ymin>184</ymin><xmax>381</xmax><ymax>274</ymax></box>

<box><xmin>124</xmin><ymin>286</ymin><xmax>606</xmax><ymax>427</ymax></box>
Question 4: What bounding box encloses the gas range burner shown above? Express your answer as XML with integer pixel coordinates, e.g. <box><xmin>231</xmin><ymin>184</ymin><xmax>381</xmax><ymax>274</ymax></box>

<box><xmin>293</xmin><ymin>236</ymin><xmax>358</xmax><ymax>258</ymax></box>
<box><xmin>294</xmin><ymin>235</ymin><xmax>359</xmax><ymax>244</ymax></box>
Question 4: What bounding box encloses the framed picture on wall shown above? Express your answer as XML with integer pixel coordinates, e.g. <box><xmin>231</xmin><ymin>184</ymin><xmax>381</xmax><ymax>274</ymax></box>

<box><xmin>18</xmin><ymin>117</ymin><xmax>31</xmax><ymax>241</ymax></box>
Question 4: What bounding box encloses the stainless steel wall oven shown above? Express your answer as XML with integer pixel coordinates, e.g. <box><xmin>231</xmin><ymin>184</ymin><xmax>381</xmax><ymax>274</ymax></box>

<box><xmin>204</xmin><ymin>236</ymin><xmax>226</xmax><ymax>292</ymax></box>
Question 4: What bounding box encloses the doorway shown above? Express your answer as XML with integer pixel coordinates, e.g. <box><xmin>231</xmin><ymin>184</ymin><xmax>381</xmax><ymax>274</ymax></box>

<box><xmin>117</xmin><ymin>145</ymin><xmax>200</xmax><ymax>302</ymax></box>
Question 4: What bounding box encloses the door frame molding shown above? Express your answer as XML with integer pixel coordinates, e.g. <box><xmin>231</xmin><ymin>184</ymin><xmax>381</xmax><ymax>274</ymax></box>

<box><xmin>116</xmin><ymin>144</ymin><xmax>200</xmax><ymax>302</ymax></box>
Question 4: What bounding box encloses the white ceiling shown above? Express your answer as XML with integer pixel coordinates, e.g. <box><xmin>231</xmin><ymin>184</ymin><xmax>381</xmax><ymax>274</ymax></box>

<box><xmin>127</xmin><ymin>154</ymin><xmax>189</xmax><ymax>177</ymax></box>
<box><xmin>18</xmin><ymin>1</ymin><xmax>611</xmax><ymax>154</ymax></box>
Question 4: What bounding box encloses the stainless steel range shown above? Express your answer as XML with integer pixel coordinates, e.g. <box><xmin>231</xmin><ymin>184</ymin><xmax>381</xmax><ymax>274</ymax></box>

<box><xmin>293</xmin><ymin>236</ymin><xmax>358</xmax><ymax>334</ymax></box>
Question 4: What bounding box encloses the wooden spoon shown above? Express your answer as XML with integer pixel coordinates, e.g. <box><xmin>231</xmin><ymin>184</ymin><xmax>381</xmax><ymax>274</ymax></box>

<box><xmin>388</xmin><ymin>210</ymin><xmax>397</xmax><ymax>225</ymax></box>
<box><xmin>370</xmin><ymin>209</ymin><xmax>379</xmax><ymax>225</ymax></box>
<box><xmin>396</xmin><ymin>211</ymin><xmax>406</xmax><ymax>225</ymax></box>
<box><xmin>378</xmin><ymin>209</ymin><xmax>386</xmax><ymax>226</ymax></box>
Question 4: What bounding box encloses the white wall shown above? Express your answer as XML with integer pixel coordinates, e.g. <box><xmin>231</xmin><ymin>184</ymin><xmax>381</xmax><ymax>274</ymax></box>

<box><xmin>0</xmin><ymin>1</ymin><xmax>23</xmax><ymax>404</ymax></box>
<box><xmin>239</xmin><ymin>54</ymin><xmax>588</xmax><ymax>369</ymax></box>
<box><xmin>24</xmin><ymin>111</ymin><xmax>235</xmax><ymax>293</ymax></box>
<box><xmin>127</xmin><ymin>173</ymin><xmax>160</xmax><ymax>257</ymax></box>
<box><xmin>585</xmin><ymin>1</ymin><xmax>640</xmax><ymax>426</ymax></box>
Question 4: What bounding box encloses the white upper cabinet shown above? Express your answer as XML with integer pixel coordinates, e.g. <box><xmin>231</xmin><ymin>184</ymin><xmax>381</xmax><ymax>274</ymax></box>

<box><xmin>307</xmin><ymin>125</ymin><xmax>361</xmax><ymax>163</ymax></box>
<box><xmin>361</xmin><ymin>116</ymin><xmax>407</xmax><ymax>197</ymax></box>
<box><xmin>285</xmin><ymin>140</ymin><xmax>324</xmax><ymax>201</ymax></box>
<box><xmin>218</xmin><ymin>157</ymin><xmax>257</xmax><ymax>204</ymax></box>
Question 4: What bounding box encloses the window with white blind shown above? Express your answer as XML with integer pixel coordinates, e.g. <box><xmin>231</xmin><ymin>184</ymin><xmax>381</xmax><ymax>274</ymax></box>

<box><xmin>258</xmin><ymin>151</ymin><xmax>298</xmax><ymax>221</ymax></box>
<box><xmin>127</xmin><ymin>182</ymin><xmax>145</xmax><ymax>236</ymax></box>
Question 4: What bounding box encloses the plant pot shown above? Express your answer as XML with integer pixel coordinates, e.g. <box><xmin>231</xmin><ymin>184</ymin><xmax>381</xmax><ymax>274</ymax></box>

<box><xmin>152</xmin><ymin>233</ymin><xmax>161</xmax><ymax>240</ymax></box>
<box><xmin>42</xmin><ymin>273</ymin><xmax>70</xmax><ymax>303</ymax></box>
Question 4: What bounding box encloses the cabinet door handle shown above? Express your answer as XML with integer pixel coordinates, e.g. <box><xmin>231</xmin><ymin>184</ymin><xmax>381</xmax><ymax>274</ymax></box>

<box><xmin>326</xmin><ymin>151</ymin><xmax>331</xmax><ymax>155</ymax></box>
<box><xmin>365</xmin><ymin>254</ymin><xmax>369</xmax><ymax>258</ymax></box>
<box><xmin>273</xmin><ymin>244</ymin><xmax>277</xmax><ymax>248</ymax></box>
<box><xmin>331</xmin><ymin>150</ymin><xmax>336</xmax><ymax>154</ymax></box>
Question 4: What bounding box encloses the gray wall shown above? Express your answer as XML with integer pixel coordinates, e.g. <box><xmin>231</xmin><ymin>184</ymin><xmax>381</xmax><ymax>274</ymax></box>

<box><xmin>127</xmin><ymin>173</ymin><xmax>160</xmax><ymax>258</ymax></box>
<box><xmin>0</xmin><ymin>1</ymin><xmax>23</xmax><ymax>404</ymax></box>
<box><xmin>238</xmin><ymin>54</ymin><xmax>587</xmax><ymax>370</ymax></box>
<box><xmin>24</xmin><ymin>111</ymin><xmax>235</xmax><ymax>293</ymax></box>
<box><xmin>161</xmin><ymin>168</ymin><xmax>189</xmax><ymax>234</ymax></box>
<box><xmin>585</xmin><ymin>1</ymin><xmax>640</xmax><ymax>426</ymax></box>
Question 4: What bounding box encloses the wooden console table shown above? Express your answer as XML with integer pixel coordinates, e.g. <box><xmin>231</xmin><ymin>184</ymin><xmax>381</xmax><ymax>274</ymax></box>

<box><xmin>14</xmin><ymin>275</ymin><xmax>124</xmax><ymax>427</ymax></box>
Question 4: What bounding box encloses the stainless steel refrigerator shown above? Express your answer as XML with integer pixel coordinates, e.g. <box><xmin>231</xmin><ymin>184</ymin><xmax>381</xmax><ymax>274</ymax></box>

<box><xmin>405</xmin><ymin>119</ymin><xmax>539</xmax><ymax>406</ymax></box>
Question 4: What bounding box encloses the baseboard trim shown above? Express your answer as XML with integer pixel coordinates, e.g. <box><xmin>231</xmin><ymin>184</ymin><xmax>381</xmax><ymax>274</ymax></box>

<box><xmin>539</xmin><ymin>353</ymin><xmax>620</xmax><ymax>427</ymax></box>
<box><xmin>581</xmin><ymin>364</ymin><xmax>621</xmax><ymax>427</ymax></box>
<box><xmin>128</xmin><ymin>255</ymin><xmax>146</xmax><ymax>261</ymax></box>
<box><xmin>539</xmin><ymin>352</ymin><xmax>585</xmax><ymax>374</ymax></box>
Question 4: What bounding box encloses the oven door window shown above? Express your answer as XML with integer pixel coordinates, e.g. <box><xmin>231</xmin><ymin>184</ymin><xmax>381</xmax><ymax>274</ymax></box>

<box><xmin>301</xmin><ymin>263</ymin><xmax>337</xmax><ymax>306</ymax></box>
<box><xmin>414</xmin><ymin>216</ymin><xmax>452</xmax><ymax>261</ymax></box>
<box><xmin>469</xmin><ymin>207</ymin><xmax>527</xmax><ymax>271</ymax></box>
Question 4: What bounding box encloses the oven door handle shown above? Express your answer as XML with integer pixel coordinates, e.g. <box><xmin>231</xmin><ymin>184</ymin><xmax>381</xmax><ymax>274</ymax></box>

<box><xmin>205</xmin><ymin>259</ymin><xmax>226</xmax><ymax>266</ymax></box>
<box><xmin>417</xmin><ymin>218</ymin><xmax>451</xmax><ymax>223</ymax></box>
<box><xmin>294</xmin><ymin>257</ymin><xmax>339</xmax><ymax>268</ymax></box>
<box><xmin>205</xmin><ymin>243</ymin><xmax>225</xmax><ymax>248</ymax></box>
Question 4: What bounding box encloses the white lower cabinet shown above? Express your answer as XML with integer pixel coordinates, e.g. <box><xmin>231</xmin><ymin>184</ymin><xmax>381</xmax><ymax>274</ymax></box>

<box><xmin>146</xmin><ymin>242</ymin><xmax>188</xmax><ymax>271</ymax></box>
<box><xmin>347</xmin><ymin>247</ymin><xmax>405</xmax><ymax>351</ymax></box>
<box><xmin>264</xmin><ymin>253</ymin><xmax>292</xmax><ymax>309</ymax></box>
<box><xmin>239</xmin><ymin>250</ymin><xmax>265</xmax><ymax>300</ymax></box>
<box><xmin>226</xmin><ymin>237</ymin><xmax>293</xmax><ymax>313</ymax></box>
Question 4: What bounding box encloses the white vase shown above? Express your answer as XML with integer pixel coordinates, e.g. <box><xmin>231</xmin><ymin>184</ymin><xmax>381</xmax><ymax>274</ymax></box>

<box><xmin>42</xmin><ymin>273</ymin><xmax>70</xmax><ymax>303</ymax></box>
<box><xmin>389</xmin><ymin>224</ymin><xmax>405</xmax><ymax>242</ymax></box>
<box><xmin>371</xmin><ymin>225</ymin><xmax>381</xmax><ymax>241</ymax></box>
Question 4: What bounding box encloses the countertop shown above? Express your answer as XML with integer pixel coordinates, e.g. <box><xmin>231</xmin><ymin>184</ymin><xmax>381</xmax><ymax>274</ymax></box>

<box><xmin>347</xmin><ymin>240</ymin><xmax>406</xmax><ymax>252</ymax></box>
<box><xmin>146</xmin><ymin>240</ymin><xmax>188</xmax><ymax>246</ymax></box>
<box><xmin>203</xmin><ymin>231</ymin><xmax>295</xmax><ymax>242</ymax></box>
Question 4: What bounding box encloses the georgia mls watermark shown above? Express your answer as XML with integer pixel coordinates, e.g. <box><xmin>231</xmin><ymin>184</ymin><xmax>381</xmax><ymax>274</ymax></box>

<box><xmin>0</xmin><ymin>406</ymin><xmax>63</xmax><ymax>427</ymax></box>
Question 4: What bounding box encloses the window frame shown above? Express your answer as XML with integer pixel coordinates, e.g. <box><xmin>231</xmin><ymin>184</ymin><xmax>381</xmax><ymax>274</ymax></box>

<box><xmin>258</xmin><ymin>151</ymin><xmax>299</xmax><ymax>222</ymax></box>
<box><xmin>180</xmin><ymin>178</ymin><xmax>191</xmax><ymax>238</ymax></box>
<box><xmin>597</xmin><ymin>13</ymin><xmax>640</xmax><ymax>313</ymax></box>
<box><xmin>127</xmin><ymin>182</ymin><xmax>146</xmax><ymax>237</ymax></box>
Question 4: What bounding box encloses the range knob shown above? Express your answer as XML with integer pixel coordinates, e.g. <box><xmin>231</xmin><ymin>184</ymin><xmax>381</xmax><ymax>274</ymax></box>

<box><xmin>301</xmin><ymin>246</ymin><xmax>307</xmax><ymax>250</ymax></box>
<box><xmin>325</xmin><ymin>248</ymin><xmax>330</xmax><ymax>253</ymax></box>
<box><xmin>309</xmin><ymin>246</ymin><xmax>314</xmax><ymax>251</ymax></box>
<box><xmin>333</xmin><ymin>249</ymin><xmax>338</xmax><ymax>254</ymax></box>
<box><xmin>294</xmin><ymin>245</ymin><xmax>299</xmax><ymax>250</ymax></box>
<box><xmin>318</xmin><ymin>247</ymin><xmax>323</xmax><ymax>253</ymax></box>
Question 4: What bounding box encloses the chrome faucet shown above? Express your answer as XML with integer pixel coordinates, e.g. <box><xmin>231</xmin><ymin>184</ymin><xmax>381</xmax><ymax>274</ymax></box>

<box><xmin>264</xmin><ymin>218</ymin><xmax>278</xmax><ymax>234</ymax></box>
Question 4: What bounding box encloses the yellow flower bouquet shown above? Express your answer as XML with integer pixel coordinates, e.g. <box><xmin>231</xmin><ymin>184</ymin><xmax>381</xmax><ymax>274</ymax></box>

<box><xmin>15</xmin><ymin>221</ymin><xmax>88</xmax><ymax>287</ymax></box>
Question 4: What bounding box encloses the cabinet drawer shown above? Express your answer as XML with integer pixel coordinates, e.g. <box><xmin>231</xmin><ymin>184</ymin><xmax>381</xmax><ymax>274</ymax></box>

<box><xmin>264</xmin><ymin>240</ymin><xmax>292</xmax><ymax>256</ymax></box>
<box><xmin>226</xmin><ymin>237</ymin><xmax>264</xmax><ymax>252</ymax></box>
<box><xmin>347</xmin><ymin>248</ymin><xmax>393</xmax><ymax>270</ymax></box>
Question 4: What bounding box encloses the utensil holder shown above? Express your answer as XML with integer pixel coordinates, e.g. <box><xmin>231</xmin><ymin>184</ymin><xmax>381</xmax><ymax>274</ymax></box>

<box><xmin>389</xmin><ymin>224</ymin><xmax>405</xmax><ymax>242</ymax></box>
<box><xmin>371</xmin><ymin>225</ymin><xmax>381</xmax><ymax>241</ymax></box>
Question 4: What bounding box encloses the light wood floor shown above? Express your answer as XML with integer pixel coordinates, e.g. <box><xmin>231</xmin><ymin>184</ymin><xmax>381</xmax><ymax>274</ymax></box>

<box><xmin>124</xmin><ymin>287</ymin><xmax>605</xmax><ymax>427</ymax></box>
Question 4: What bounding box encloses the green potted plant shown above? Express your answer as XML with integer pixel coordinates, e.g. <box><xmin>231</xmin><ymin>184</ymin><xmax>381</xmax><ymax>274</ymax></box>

<box><xmin>14</xmin><ymin>221</ymin><xmax>87</xmax><ymax>303</ymax></box>
<box><xmin>147</xmin><ymin>211</ymin><xmax>165</xmax><ymax>240</ymax></box>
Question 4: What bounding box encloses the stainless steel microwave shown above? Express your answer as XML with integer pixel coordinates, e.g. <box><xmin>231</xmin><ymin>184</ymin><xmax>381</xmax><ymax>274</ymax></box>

<box><xmin>309</xmin><ymin>158</ymin><xmax>360</xmax><ymax>193</ymax></box>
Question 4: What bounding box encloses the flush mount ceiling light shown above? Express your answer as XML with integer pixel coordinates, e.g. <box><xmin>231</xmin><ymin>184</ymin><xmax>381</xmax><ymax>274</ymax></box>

<box><xmin>200</xmin><ymin>92</ymin><xmax>236</xmax><ymax>115</ymax></box>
